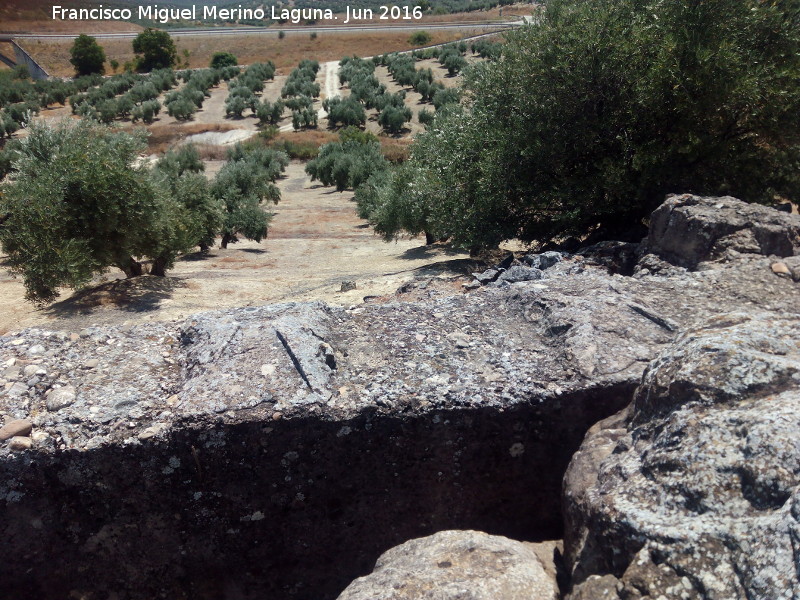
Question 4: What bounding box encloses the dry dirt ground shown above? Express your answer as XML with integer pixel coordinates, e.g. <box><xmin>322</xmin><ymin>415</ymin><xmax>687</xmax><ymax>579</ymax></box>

<box><xmin>0</xmin><ymin>39</ymin><xmax>486</xmax><ymax>334</ymax></box>
<box><xmin>0</xmin><ymin>161</ymin><xmax>472</xmax><ymax>334</ymax></box>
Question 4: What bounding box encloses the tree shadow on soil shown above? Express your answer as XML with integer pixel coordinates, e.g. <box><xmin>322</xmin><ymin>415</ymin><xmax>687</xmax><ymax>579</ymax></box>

<box><xmin>179</xmin><ymin>251</ymin><xmax>216</xmax><ymax>262</ymax></box>
<box><xmin>398</xmin><ymin>244</ymin><xmax>467</xmax><ymax>261</ymax></box>
<box><xmin>413</xmin><ymin>258</ymin><xmax>483</xmax><ymax>277</ymax></box>
<box><xmin>43</xmin><ymin>276</ymin><xmax>187</xmax><ymax>318</ymax></box>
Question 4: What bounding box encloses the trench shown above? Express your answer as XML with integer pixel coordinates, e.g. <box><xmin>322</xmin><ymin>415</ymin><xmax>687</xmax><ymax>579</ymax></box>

<box><xmin>0</xmin><ymin>382</ymin><xmax>634</xmax><ymax>600</ymax></box>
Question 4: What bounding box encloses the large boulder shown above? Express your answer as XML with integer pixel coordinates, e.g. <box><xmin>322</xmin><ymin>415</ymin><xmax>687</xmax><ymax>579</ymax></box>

<box><xmin>640</xmin><ymin>194</ymin><xmax>800</xmax><ymax>269</ymax></box>
<box><xmin>563</xmin><ymin>312</ymin><xmax>800</xmax><ymax>599</ymax></box>
<box><xmin>336</xmin><ymin>530</ymin><xmax>560</xmax><ymax>600</ymax></box>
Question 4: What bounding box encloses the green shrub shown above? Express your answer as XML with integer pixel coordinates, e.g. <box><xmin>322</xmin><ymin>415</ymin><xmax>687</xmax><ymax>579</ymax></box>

<box><xmin>96</xmin><ymin>98</ymin><xmax>119</xmax><ymax>124</ymax></box>
<box><xmin>225</xmin><ymin>95</ymin><xmax>249</xmax><ymax>118</ymax></box>
<box><xmin>70</xmin><ymin>34</ymin><xmax>106</xmax><ymax>76</ymax></box>
<box><xmin>0</xmin><ymin>140</ymin><xmax>20</xmax><ymax>179</ymax></box>
<box><xmin>210</xmin><ymin>52</ymin><xmax>238</xmax><ymax>69</ymax></box>
<box><xmin>418</xmin><ymin>108</ymin><xmax>434</xmax><ymax>126</ymax></box>
<box><xmin>305</xmin><ymin>134</ymin><xmax>389</xmax><ymax>192</ymax></box>
<box><xmin>432</xmin><ymin>87</ymin><xmax>458</xmax><ymax>110</ymax></box>
<box><xmin>442</xmin><ymin>53</ymin><xmax>467</xmax><ymax>76</ymax></box>
<box><xmin>256</xmin><ymin>100</ymin><xmax>285</xmax><ymax>126</ymax></box>
<box><xmin>131</xmin><ymin>100</ymin><xmax>160</xmax><ymax>124</ymax></box>
<box><xmin>167</xmin><ymin>98</ymin><xmax>196</xmax><ymax>120</ymax></box>
<box><xmin>324</xmin><ymin>97</ymin><xmax>366</xmax><ymax>128</ymax></box>
<box><xmin>291</xmin><ymin>108</ymin><xmax>318</xmax><ymax>130</ymax></box>
<box><xmin>284</xmin><ymin>95</ymin><xmax>313</xmax><ymax>111</ymax></box>
<box><xmin>133</xmin><ymin>28</ymin><xmax>178</xmax><ymax>72</ymax></box>
<box><xmin>409</xmin><ymin>31</ymin><xmax>432</xmax><ymax>46</ymax></box>
<box><xmin>378</xmin><ymin>105</ymin><xmax>412</xmax><ymax>134</ymax></box>
<box><xmin>270</xmin><ymin>139</ymin><xmax>319</xmax><ymax>160</ymax></box>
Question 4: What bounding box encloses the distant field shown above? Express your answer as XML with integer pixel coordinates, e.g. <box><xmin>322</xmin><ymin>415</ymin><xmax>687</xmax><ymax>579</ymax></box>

<box><xmin>1</xmin><ymin>3</ymin><xmax>531</xmax><ymax>34</ymax></box>
<box><xmin>21</xmin><ymin>29</ymin><xmax>480</xmax><ymax>77</ymax></box>
<box><xmin>279</xmin><ymin>4</ymin><xmax>532</xmax><ymax>27</ymax></box>
<box><xmin>1</xmin><ymin>19</ymin><xmax>143</xmax><ymax>34</ymax></box>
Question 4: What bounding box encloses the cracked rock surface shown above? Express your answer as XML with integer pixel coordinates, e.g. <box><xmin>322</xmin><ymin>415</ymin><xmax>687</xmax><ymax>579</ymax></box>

<box><xmin>564</xmin><ymin>313</ymin><xmax>800</xmax><ymax>600</ymax></box>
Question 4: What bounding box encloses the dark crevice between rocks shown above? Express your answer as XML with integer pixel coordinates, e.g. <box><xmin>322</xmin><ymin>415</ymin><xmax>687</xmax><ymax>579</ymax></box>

<box><xmin>0</xmin><ymin>382</ymin><xmax>635</xmax><ymax>600</ymax></box>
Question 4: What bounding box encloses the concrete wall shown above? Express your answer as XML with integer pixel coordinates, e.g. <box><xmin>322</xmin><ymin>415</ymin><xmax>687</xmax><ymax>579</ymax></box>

<box><xmin>12</xmin><ymin>40</ymin><xmax>49</xmax><ymax>79</ymax></box>
<box><xmin>0</xmin><ymin>37</ymin><xmax>49</xmax><ymax>79</ymax></box>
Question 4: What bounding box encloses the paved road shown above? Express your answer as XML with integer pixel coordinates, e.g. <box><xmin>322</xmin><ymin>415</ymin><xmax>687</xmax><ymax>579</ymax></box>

<box><xmin>3</xmin><ymin>21</ymin><xmax>520</xmax><ymax>40</ymax></box>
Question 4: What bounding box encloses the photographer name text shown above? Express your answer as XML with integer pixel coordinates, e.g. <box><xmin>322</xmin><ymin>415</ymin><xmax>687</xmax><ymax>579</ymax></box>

<box><xmin>52</xmin><ymin>4</ymin><xmax>424</xmax><ymax>25</ymax></box>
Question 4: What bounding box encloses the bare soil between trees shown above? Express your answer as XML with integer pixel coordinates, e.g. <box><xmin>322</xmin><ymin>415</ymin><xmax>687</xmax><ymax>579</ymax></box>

<box><xmin>0</xmin><ymin>161</ymin><xmax>472</xmax><ymax>334</ymax></box>
<box><xmin>0</xmin><ymin>36</ymin><xmax>488</xmax><ymax>334</ymax></box>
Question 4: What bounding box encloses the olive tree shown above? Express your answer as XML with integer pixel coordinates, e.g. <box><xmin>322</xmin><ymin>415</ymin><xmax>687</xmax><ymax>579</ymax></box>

<box><xmin>306</xmin><ymin>130</ymin><xmax>389</xmax><ymax>192</ymax></box>
<box><xmin>211</xmin><ymin>145</ymin><xmax>288</xmax><ymax>248</ymax></box>
<box><xmin>369</xmin><ymin>0</ymin><xmax>800</xmax><ymax>251</ymax></box>
<box><xmin>0</xmin><ymin>120</ymin><xmax>199</xmax><ymax>303</ymax></box>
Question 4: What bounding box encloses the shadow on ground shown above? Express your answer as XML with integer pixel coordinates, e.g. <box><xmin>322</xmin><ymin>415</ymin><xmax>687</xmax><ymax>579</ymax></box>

<box><xmin>399</xmin><ymin>244</ymin><xmax>470</xmax><ymax>261</ymax></box>
<box><xmin>179</xmin><ymin>251</ymin><xmax>216</xmax><ymax>262</ymax></box>
<box><xmin>43</xmin><ymin>276</ymin><xmax>188</xmax><ymax>320</ymax></box>
<box><xmin>413</xmin><ymin>257</ymin><xmax>483</xmax><ymax>277</ymax></box>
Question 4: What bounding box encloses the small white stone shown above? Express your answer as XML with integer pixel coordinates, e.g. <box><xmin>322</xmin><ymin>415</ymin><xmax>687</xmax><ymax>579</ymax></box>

<box><xmin>31</xmin><ymin>430</ymin><xmax>50</xmax><ymax>444</ymax></box>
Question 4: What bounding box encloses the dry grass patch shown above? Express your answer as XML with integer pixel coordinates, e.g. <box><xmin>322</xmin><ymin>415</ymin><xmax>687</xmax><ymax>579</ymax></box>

<box><xmin>22</xmin><ymin>29</ymin><xmax>479</xmax><ymax>78</ymax></box>
<box><xmin>127</xmin><ymin>122</ymin><xmax>239</xmax><ymax>154</ymax></box>
<box><xmin>279</xmin><ymin>3</ymin><xmax>532</xmax><ymax>26</ymax></box>
<box><xmin>194</xmin><ymin>144</ymin><xmax>229</xmax><ymax>161</ymax></box>
<box><xmin>0</xmin><ymin>9</ymin><xmax>143</xmax><ymax>34</ymax></box>
<box><xmin>381</xmin><ymin>137</ymin><xmax>412</xmax><ymax>162</ymax></box>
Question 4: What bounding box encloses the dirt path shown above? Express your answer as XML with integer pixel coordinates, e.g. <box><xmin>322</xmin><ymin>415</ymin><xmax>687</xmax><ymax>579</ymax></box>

<box><xmin>317</xmin><ymin>60</ymin><xmax>341</xmax><ymax>124</ymax></box>
<box><xmin>0</xmin><ymin>161</ymin><xmax>469</xmax><ymax>334</ymax></box>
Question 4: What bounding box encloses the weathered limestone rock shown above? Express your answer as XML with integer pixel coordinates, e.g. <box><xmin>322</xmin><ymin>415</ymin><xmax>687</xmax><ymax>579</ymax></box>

<box><xmin>336</xmin><ymin>530</ymin><xmax>560</xmax><ymax>600</ymax></box>
<box><xmin>493</xmin><ymin>265</ymin><xmax>543</xmax><ymax>285</ymax></box>
<box><xmin>522</xmin><ymin>251</ymin><xmax>564</xmax><ymax>271</ymax></box>
<box><xmin>44</xmin><ymin>385</ymin><xmax>76</xmax><ymax>411</ymax></box>
<box><xmin>578</xmin><ymin>241</ymin><xmax>638</xmax><ymax>275</ymax></box>
<box><xmin>0</xmin><ymin>418</ymin><xmax>32</xmax><ymax>441</ymax></box>
<box><xmin>563</xmin><ymin>313</ymin><xmax>800</xmax><ymax>600</ymax></box>
<box><xmin>0</xmin><ymin>195</ymin><xmax>796</xmax><ymax>600</ymax></box>
<box><xmin>640</xmin><ymin>193</ymin><xmax>800</xmax><ymax>269</ymax></box>
<box><xmin>8</xmin><ymin>436</ymin><xmax>32</xmax><ymax>451</ymax></box>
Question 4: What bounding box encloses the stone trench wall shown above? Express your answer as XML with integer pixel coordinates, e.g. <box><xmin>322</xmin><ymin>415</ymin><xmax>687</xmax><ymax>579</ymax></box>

<box><xmin>1</xmin><ymin>385</ymin><xmax>631</xmax><ymax>600</ymax></box>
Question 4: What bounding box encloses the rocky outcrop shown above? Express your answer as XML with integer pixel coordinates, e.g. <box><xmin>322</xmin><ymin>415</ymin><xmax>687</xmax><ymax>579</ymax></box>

<box><xmin>0</xmin><ymin>195</ymin><xmax>798</xmax><ymax>599</ymax></box>
<box><xmin>336</xmin><ymin>531</ymin><xmax>560</xmax><ymax>600</ymax></box>
<box><xmin>1</xmin><ymin>269</ymin><xmax>678</xmax><ymax>600</ymax></box>
<box><xmin>562</xmin><ymin>195</ymin><xmax>800</xmax><ymax>600</ymax></box>
<box><xmin>640</xmin><ymin>193</ymin><xmax>800</xmax><ymax>269</ymax></box>
<box><xmin>563</xmin><ymin>313</ymin><xmax>800</xmax><ymax>599</ymax></box>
